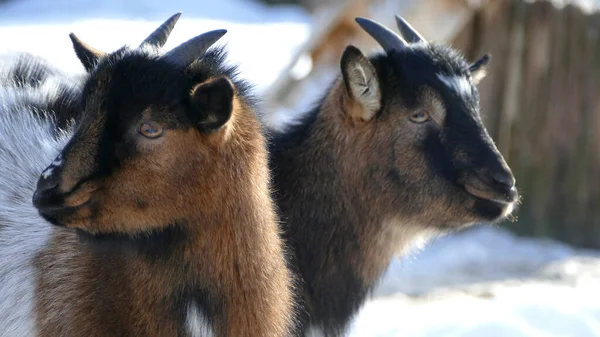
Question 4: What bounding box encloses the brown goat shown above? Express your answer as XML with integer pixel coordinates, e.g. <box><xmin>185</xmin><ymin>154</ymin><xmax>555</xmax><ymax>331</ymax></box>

<box><xmin>269</xmin><ymin>16</ymin><xmax>519</xmax><ymax>336</ymax></box>
<box><xmin>0</xmin><ymin>15</ymin><xmax>294</xmax><ymax>337</ymax></box>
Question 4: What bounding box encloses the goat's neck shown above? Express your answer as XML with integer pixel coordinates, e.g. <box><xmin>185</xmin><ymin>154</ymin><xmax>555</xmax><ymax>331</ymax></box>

<box><xmin>37</xmin><ymin>188</ymin><xmax>291</xmax><ymax>337</ymax></box>
<box><xmin>271</xmin><ymin>112</ymin><xmax>401</xmax><ymax>335</ymax></box>
<box><xmin>163</xmin><ymin>191</ymin><xmax>292</xmax><ymax>337</ymax></box>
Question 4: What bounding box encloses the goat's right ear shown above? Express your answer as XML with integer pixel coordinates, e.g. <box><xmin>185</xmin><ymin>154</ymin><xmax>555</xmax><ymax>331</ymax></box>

<box><xmin>469</xmin><ymin>54</ymin><xmax>491</xmax><ymax>85</ymax></box>
<box><xmin>190</xmin><ymin>76</ymin><xmax>235</xmax><ymax>131</ymax></box>
<box><xmin>69</xmin><ymin>33</ymin><xmax>106</xmax><ymax>72</ymax></box>
<box><xmin>340</xmin><ymin>45</ymin><xmax>381</xmax><ymax>122</ymax></box>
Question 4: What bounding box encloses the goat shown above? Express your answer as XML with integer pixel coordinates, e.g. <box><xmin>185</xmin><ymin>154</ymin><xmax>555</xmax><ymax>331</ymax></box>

<box><xmin>269</xmin><ymin>16</ymin><xmax>519</xmax><ymax>336</ymax></box>
<box><xmin>0</xmin><ymin>14</ymin><xmax>295</xmax><ymax>337</ymax></box>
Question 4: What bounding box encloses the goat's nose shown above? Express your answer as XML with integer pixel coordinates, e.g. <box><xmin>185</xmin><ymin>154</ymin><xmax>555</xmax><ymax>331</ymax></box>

<box><xmin>36</xmin><ymin>168</ymin><xmax>60</xmax><ymax>194</ymax></box>
<box><xmin>490</xmin><ymin>170</ymin><xmax>515</xmax><ymax>190</ymax></box>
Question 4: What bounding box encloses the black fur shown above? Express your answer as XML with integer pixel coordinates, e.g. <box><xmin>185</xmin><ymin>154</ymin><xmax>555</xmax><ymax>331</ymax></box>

<box><xmin>18</xmin><ymin>38</ymin><xmax>510</xmax><ymax>336</ymax></box>
<box><xmin>85</xmin><ymin>47</ymin><xmax>253</xmax><ymax>193</ymax></box>
<box><xmin>23</xmin><ymin>43</ymin><xmax>264</xmax><ymax>335</ymax></box>
<box><xmin>75</xmin><ymin>222</ymin><xmax>188</xmax><ymax>259</ymax></box>
<box><xmin>3</xmin><ymin>47</ymin><xmax>257</xmax><ymax>132</ymax></box>
<box><xmin>33</xmin><ymin>45</ymin><xmax>256</xmax><ymax>227</ymax></box>
<box><xmin>191</xmin><ymin>76</ymin><xmax>235</xmax><ymax>131</ymax></box>
<box><xmin>270</xmin><ymin>43</ymin><xmax>513</xmax><ymax>335</ymax></box>
<box><xmin>271</xmin><ymin>104</ymin><xmax>372</xmax><ymax>336</ymax></box>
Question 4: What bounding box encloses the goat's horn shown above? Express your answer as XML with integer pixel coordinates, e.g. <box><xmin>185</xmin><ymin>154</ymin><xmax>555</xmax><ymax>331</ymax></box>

<box><xmin>395</xmin><ymin>15</ymin><xmax>426</xmax><ymax>43</ymax></box>
<box><xmin>161</xmin><ymin>29</ymin><xmax>227</xmax><ymax>68</ymax></box>
<box><xmin>355</xmin><ymin>17</ymin><xmax>408</xmax><ymax>54</ymax></box>
<box><xmin>140</xmin><ymin>12</ymin><xmax>182</xmax><ymax>48</ymax></box>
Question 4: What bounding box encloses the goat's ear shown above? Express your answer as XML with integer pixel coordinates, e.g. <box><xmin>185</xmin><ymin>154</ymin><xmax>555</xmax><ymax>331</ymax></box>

<box><xmin>340</xmin><ymin>45</ymin><xmax>381</xmax><ymax>122</ymax></box>
<box><xmin>190</xmin><ymin>76</ymin><xmax>234</xmax><ymax>131</ymax></box>
<box><xmin>69</xmin><ymin>33</ymin><xmax>106</xmax><ymax>72</ymax></box>
<box><xmin>469</xmin><ymin>54</ymin><xmax>491</xmax><ymax>85</ymax></box>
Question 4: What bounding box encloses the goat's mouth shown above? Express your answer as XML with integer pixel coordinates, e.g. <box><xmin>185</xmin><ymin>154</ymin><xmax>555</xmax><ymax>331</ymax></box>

<box><xmin>32</xmin><ymin>189</ymin><xmax>92</xmax><ymax>226</ymax></box>
<box><xmin>470</xmin><ymin>196</ymin><xmax>516</xmax><ymax>221</ymax></box>
<box><xmin>461</xmin><ymin>184</ymin><xmax>519</xmax><ymax>221</ymax></box>
<box><xmin>464</xmin><ymin>183</ymin><xmax>518</xmax><ymax>204</ymax></box>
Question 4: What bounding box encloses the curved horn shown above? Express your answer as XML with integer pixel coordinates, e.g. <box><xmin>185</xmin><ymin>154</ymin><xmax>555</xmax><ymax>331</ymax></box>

<box><xmin>69</xmin><ymin>33</ymin><xmax>107</xmax><ymax>72</ymax></box>
<box><xmin>161</xmin><ymin>29</ymin><xmax>227</xmax><ymax>68</ymax></box>
<box><xmin>355</xmin><ymin>17</ymin><xmax>407</xmax><ymax>54</ymax></box>
<box><xmin>140</xmin><ymin>12</ymin><xmax>182</xmax><ymax>48</ymax></box>
<box><xmin>395</xmin><ymin>15</ymin><xmax>426</xmax><ymax>43</ymax></box>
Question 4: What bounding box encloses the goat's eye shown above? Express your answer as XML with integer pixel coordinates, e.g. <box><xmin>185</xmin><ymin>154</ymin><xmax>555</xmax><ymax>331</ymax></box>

<box><xmin>139</xmin><ymin>122</ymin><xmax>163</xmax><ymax>138</ymax></box>
<box><xmin>409</xmin><ymin>110</ymin><xmax>430</xmax><ymax>123</ymax></box>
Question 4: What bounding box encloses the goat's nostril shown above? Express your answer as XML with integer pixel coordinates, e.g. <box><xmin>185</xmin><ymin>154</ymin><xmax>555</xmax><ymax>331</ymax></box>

<box><xmin>36</xmin><ymin>179</ymin><xmax>59</xmax><ymax>194</ymax></box>
<box><xmin>490</xmin><ymin>171</ymin><xmax>515</xmax><ymax>189</ymax></box>
<box><xmin>36</xmin><ymin>169</ymin><xmax>60</xmax><ymax>194</ymax></box>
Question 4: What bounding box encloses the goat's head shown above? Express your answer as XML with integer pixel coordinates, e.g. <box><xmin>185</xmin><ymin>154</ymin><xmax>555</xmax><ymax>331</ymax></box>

<box><xmin>329</xmin><ymin>16</ymin><xmax>518</xmax><ymax>230</ymax></box>
<box><xmin>32</xmin><ymin>16</ymin><xmax>247</xmax><ymax>235</ymax></box>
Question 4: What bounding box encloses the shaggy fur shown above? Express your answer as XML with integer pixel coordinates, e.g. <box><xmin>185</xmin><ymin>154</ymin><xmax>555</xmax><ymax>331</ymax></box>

<box><xmin>0</xmin><ymin>110</ymin><xmax>69</xmax><ymax>337</ymax></box>
<box><xmin>8</xmin><ymin>23</ymin><xmax>517</xmax><ymax>337</ymax></box>
<box><xmin>0</xmin><ymin>53</ymin><xmax>82</xmax><ymax>131</ymax></box>
<box><xmin>0</xmin><ymin>42</ymin><xmax>295</xmax><ymax>336</ymax></box>
<box><xmin>270</xmin><ymin>42</ymin><xmax>518</xmax><ymax>335</ymax></box>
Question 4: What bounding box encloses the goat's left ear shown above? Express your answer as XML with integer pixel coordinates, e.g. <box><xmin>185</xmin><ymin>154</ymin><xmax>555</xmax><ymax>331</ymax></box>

<box><xmin>190</xmin><ymin>76</ymin><xmax>234</xmax><ymax>131</ymax></box>
<box><xmin>341</xmin><ymin>45</ymin><xmax>381</xmax><ymax>122</ymax></box>
<box><xmin>69</xmin><ymin>33</ymin><xmax>106</xmax><ymax>72</ymax></box>
<box><xmin>469</xmin><ymin>54</ymin><xmax>491</xmax><ymax>85</ymax></box>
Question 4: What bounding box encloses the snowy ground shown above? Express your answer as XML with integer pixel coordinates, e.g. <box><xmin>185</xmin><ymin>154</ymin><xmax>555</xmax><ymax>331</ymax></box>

<box><xmin>1</xmin><ymin>0</ymin><xmax>599</xmax><ymax>336</ymax></box>
<box><xmin>0</xmin><ymin>0</ymin><xmax>311</xmax><ymax>94</ymax></box>
<box><xmin>351</xmin><ymin>226</ymin><xmax>600</xmax><ymax>337</ymax></box>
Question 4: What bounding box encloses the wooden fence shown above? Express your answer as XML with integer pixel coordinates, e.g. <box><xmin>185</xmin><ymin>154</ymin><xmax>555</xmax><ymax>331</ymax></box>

<box><xmin>452</xmin><ymin>0</ymin><xmax>600</xmax><ymax>248</ymax></box>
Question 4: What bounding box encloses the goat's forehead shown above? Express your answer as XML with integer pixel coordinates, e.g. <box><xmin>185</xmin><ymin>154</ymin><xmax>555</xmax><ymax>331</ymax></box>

<box><xmin>81</xmin><ymin>61</ymin><xmax>187</xmax><ymax>115</ymax></box>
<box><xmin>392</xmin><ymin>45</ymin><xmax>467</xmax><ymax>79</ymax></box>
<box><xmin>388</xmin><ymin>47</ymin><xmax>478</xmax><ymax>110</ymax></box>
<box><xmin>89</xmin><ymin>52</ymin><xmax>187</xmax><ymax>89</ymax></box>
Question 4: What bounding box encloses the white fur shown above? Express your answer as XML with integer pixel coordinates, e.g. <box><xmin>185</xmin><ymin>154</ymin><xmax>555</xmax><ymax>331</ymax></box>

<box><xmin>436</xmin><ymin>74</ymin><xmax>472</xmax><ymax>98</ymax></box>
<box><xmin>502</xmin><ymin>202</ymin><xmax>516</xmax><ymax>218</ymax></box>
<box><xmin>0</xmin><ymin>55</ymin><xmax>80</xmax><ymax>127</ymax></box>
<box><xmin>186</xmin><ymin>302</ymin><xmax>215</xmax><ymax>337</ymax></box>
<box><xmin>40</xmin><ymin>167</ymin><xmax>54</xmax><ymax>180</ymax></box>
<box><xmin>51</xmin><ymin>155</ymin><xmax>62</xmax><ymax>167</ymax></box>
<box><xmin>0</xmin><ymin>76</ymin><xmax>78</xmax><ymax>113</ymax></box>
<box><xmin>39</xmin><ymin>155</ymin><xmax>63</xmax><ymax>181</ymax></box>
<box><xmin>305</xmin><ymin>326</ymin><xmax>325</xmax><ymax>337</ymax></box>
<box><xmin>0</xmin><ymin>105</ymin><xmax>70</xmax><ymax>336</ymax></box>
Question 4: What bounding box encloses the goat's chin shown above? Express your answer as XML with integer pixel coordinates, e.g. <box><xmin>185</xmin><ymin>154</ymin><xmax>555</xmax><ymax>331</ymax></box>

<box><xmin>38</xmin><ymin>202</ymin><xmax>91</xmax><ymax>229</ymax></box>
<box><xmin>39</xmin><ymin>212</ymin><xmax>66</xmax><ymax>228</ymax></box>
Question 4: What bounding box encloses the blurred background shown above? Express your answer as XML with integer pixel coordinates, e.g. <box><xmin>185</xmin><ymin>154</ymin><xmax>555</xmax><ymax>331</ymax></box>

<box><xmin>1</xmin><ymin>0</ymin><xmax>599</xmax><ymax>336</ymax></box>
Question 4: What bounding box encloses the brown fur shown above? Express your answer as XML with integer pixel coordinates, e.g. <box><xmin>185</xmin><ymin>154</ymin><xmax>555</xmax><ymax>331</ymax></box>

<box><xmin>34</xmin><ymin>79</ymin><xmax>295</xmax><ymax>336</ymax></box>
<box><xmin>271</xmin><ymin>45</ymin><xmax>517</xmax><ymax>335</ymax></box>
<box><xmin>311</xmin><ymin>79</ymin><xmax>472</xmax><ymax>284</ymax></box>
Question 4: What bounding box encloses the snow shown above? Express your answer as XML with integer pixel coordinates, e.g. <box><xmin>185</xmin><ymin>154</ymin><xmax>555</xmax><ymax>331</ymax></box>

<box><xmin>0</xmin><ymin>0</ymin><xmax>311</xmax><ymax>94</ymax></box>
<box><xmin>1</xmin><ymin>0</ymin><xmax>600</xmax><ymax>336</ymax></box>
<box><xmin>350</xmin><ymin>226</ymin><xmax>600</xmax><ymax>337</ymax></box>
<box><xmin>376</xmin><ymin>226</ymin><xmax>579</xmax><ymax>297</ymax></box>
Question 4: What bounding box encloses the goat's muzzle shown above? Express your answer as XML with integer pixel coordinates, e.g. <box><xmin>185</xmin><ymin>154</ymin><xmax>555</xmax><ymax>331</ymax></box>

<box><xmin>32</xmin><ymin>162</ymin><xmax>73</xmax><ymax>222</ymax></box>
<box><xmin>457</xmin><ymin>167</ymin><xmax>519</xmax><ymax>219</ymax></box>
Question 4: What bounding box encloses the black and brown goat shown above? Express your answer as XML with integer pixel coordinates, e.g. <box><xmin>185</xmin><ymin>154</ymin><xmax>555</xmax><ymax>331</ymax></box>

<box><xmin>269</xmin><ymin>16</ymin><xmax>519</xmax><ymax>336</ymax></box>
<box><xmin>0</xmin><ymin>14</ymin><xmax>294</xmax><ymax>337</ymax></box>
